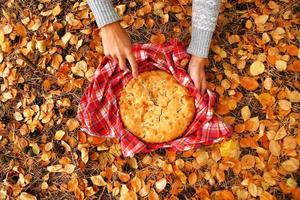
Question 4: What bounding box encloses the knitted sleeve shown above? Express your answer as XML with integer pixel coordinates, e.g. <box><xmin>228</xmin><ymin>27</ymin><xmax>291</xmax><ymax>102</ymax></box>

<box><xmin>87</xmin><ymin>0</ymin><xmax>221</xmax><ymax>58</ymax></box>
<box><xmin>86</xmin><ymin>0</ymin><xmax>120</xmax><ymax>28</ymax></box>
<box><xmin>186</xmin><ymin>0</ymin><xmax>221</xmax><ymax>58</ymax></box>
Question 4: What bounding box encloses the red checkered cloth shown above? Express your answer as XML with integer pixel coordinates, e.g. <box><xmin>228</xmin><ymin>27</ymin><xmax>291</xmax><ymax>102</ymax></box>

<box><xmin>76</xmin><ymin>39</ymin><xmax>233</xmax><ymax>157</ymax></box>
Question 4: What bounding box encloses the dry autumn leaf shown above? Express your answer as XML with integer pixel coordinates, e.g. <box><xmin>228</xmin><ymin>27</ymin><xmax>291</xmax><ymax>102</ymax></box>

<box><xmin>240</xmin><ymin>76</ymin><xmax>259</xmax><ymax>91</ymax></box>
<box><xmin>90</xmin><ymin>175</ymin><xmax>106</xmax><ymax>186</ymax></box>
<box><xmin>150</xmin><ymin>33</ymin><xmax>166</xmax><ymax>44</ymax></box>
<box><xmin>281</xmin><ymin>158</ymin><xmax>299</xmax><ymax>172</ymax></box>
<box><xmin>250</xmin><ymin>60</ymin><xmax>265</xmax><ymax>76</ymax></box>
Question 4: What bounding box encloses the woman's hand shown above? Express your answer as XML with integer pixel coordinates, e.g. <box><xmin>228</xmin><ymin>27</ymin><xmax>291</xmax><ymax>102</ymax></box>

<box><xmin>100</xmin><ymin>22</ymin><xmax>138</xmax><ymax>77</ymax></box>
<box><xmin>187</xmin><ymin>55</ymin><xmax>208</xmax><ymax>95</ymax></box>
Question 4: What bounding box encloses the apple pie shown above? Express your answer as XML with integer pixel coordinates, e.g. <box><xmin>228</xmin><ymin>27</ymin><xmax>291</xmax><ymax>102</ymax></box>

<box><xmin>119</xmin><ymin>70</ymin><xmax>195</xmax><ymax>143</ymax></box>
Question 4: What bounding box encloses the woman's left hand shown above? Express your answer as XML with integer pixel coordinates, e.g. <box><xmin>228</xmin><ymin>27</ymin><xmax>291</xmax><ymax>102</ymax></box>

<box><xmin>187</xmin><ymin>55</ymin><xmax>208</xmax><ymax>95</ymax></box>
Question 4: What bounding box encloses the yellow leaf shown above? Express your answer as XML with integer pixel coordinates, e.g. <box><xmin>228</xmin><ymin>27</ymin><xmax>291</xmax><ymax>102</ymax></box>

<box><xmin>241</xmin><ymin>106</ymin><xmax>251</xmax><ymax>121</ymax></box>
<box><xmin>263</xmin><ymin>77</ymin><xmax>273</xmax><ymax>90</ymax></box>
<box><xmin>81</xmin><ymin>147</ymin><xmax>89</xmax><ymax>164</ymax></box>
<box><xmin>286</xmin><ymin>178</ymin><xmax>297</xmax><ymax>189</ymax></box>
<box><xmin>278</xmin><ymin>100</ymin><xmax>291</xmax><ymax>111</ymax></box>
<box><xmin>47</xmin><ymin>164</ymin><xmax>63</xmax><ymax>173</ymax></box>
<box><xmin>71</xmin><ymin>60</ymin><xmax>87</xmax><ymax>77</ymax></box>
<box><xmin>248</xmin><ymin>183</ymin><xmax>258</xmax><ymax>197</ymax></box>
<box><xmin>90</xmin><ymin>175</ymin><xmax>107</xmax><ymax>186</ymax></box>
<box><xmin>18</xmin><ymin>192</ymin><xmax>37</xmax><ymax>200</ymax></box>
<box><xmin>31</xmin><ymin>143</ymin><xmax>40</xmax><ymax>155</ymax></box>
<box><xmin>14</xmin><ymin>112</ymin><xmax>23</xmax><ymax>121</ymax></box>
<box><xmin>36</xmin><ymin>40</ymin><xmax>46</xmax><ymax>53</ymax></box>
<box><xmin>130</xmin><ymin>176</ymin><xmax>142</xmax><ymax>192</ymax></box>
<box><xmin>64</xmin><ymin>164</ymin><xmax>75</xmax><ymax>174</ymax></box>
<box><xmin>269</xmin><ymin>140</ymin><xmax>281</xmax><ymax>156</ymax></box>
<box><xmin>274</xmin><ymin>126</ymin><xmax>287</xmax><ymax>140</ymax></box>
<box><xmin>62</xmin><ymin>32</ymin><xmax>72</xmax><ymax>44</ymax></box>
<box><xmin>139</xmin><ymin>183</ymin><xmax>150</xmax><ymax>197</ymax></box>
<box><xmin>275</xmin><ymin>60</ymin><xmax>287</xmax><ymax>71</ymax></box>
<box><xmin>52</xmin><ymin>5</ymin><xmax>62</xmax><ymax>17</ymax></box>
<box><xmin>196</xmin><ymin>150</ymin><xmax>209</xmax><ymax>167</ymax></box>
<box><xmin>0</xmin><ymin>30</ymin><xmax>4</xmax><ymax>43</ymax></box>
<box><xmin>281</xmin><ymin>158</ymin><xmax>299</xmax><ymax>172</ymax></box>
<box><xmin>54</xmin><ymin>130</ymin><xmax>65</xmax><ymax>140</ymax></box>
<box><xmin>155</xmin><ymin>178</ymin><xmax>167</xmax><ymax>193</ymax></box>
<box><xmin>220</xmin><ymin>139</ymin><xmax>239</xmax><ymax>158</ymax></box>
<box><xmin>250</xmin><ymin>60</ymin><xmax>265</xmax><ymax>76</ymax></box>
<box><xmin>254</xmin><ymin>15</ymin><xmax>269</xmax><ymax>26</ymax></box>
<box><xmin>115</xmin><ymin>5</ymin><xmax>126</xmax><ymax>16</ymax></box>
<box><xmin>289</xmin><ymin>90</ymin><xmax>300</xmax><ymax>102</ymax></box>
<box><xmin>153</xmin><ymin>2</ymin><xmax>165</xmax><ymax>10</ymax></box>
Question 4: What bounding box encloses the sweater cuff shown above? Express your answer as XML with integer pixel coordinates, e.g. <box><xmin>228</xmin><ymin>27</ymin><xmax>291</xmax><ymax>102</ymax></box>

<box><xmin>87</xmin><ymin>0</ymin><xmax>120</xmax><ymax>28</ymax></box>
<box><xmin>186</xmin><ymin>27</ymin><xmax>214</xmax><ymax>58</ymax></box>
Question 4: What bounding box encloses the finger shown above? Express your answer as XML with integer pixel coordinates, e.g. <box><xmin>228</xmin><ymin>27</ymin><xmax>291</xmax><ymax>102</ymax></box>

<box><xmin>200</xmin><ymin>78</ymin><xmax>207</xmax><ymax>95</ymax></box>
<box><xmin>118</xmin><ymin>55</ymin><xmax>127</xmax><ymax>71</ymax></box>
<box><xmin>193</xmin><ymin>77</ymin><xmax>201</xmax><ymax>91</ymax></box>
<box><xmin>110</xmin><ymin>54</ymin><xmax>117</xmax><ymax>63</ymax></box>
<box><xmin>127</xmin><ymin>52</ymin><xmax>139</xmax><ymax>78</ymax></box>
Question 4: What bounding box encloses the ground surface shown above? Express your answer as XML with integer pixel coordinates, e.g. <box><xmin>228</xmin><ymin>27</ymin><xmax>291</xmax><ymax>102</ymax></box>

<box><xmin>0</xmin><ymin>0</ymin><xmax>299</xmax><ymax>199</ymax></box>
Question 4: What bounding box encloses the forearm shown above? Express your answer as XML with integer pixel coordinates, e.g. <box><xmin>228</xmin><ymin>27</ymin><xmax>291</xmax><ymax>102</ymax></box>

<box><xmin>87</xmin><ymin>0</ymin><xmax>120</xmax><ymax>28</ymax></box>
<box><xmin>187</xmin><ymin>0</ymin><xmax>221</xmax><ymax>58</ymax></box>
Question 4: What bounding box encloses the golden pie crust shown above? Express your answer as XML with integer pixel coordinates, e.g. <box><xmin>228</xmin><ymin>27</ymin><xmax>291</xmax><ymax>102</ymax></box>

<box><xmin>119</xmin><ymin>70</ymin><xmax>195</xmax><ymax>143</ymax></box>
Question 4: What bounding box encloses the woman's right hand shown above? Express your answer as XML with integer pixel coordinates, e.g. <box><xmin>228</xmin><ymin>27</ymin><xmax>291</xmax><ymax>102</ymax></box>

<box><xmin>100</xmin><ymin>22</ymin><xmax>138</xmax><ymax>78</ymax></box>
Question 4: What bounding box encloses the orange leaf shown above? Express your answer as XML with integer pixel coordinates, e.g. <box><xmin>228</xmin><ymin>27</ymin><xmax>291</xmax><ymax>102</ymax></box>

<box><xmin>43</xmin><ymin>79</ymin><xmax>51</xmax><ymax>91</ymax></box>
<box><xmin>292</xmin><ymin>188</ymin><xmax>300</xmax><ymax>200</ymax></box>
<box><xmin>88</xmin><ymin>135</ymin><xmax>106</xmax><ymax>145</ymax></box>
<box><xmin>216</xmin><ymin>103</ymin><xmax>230</xmax><ymax>115</ymax></box>
<box><xmin>211</xmin><ymin>190</ymin><xmax>235</xmax><ymax>200</ymax></box>
<box><xmin>77</xmin><ymin>131</ymin><xmax>87</xmax><ymax>143</ymax></box>
<box><xmin>244</xmin><ymin>117</ymin><xmax>259</xmax><ymax>132</ymax></box>
<box><xmin>286</xmin><ymin>45</ymin><xmax>298</xmax><ymax>56</ymax></box>
<box><xmin>257</xmin><ymin>93</ymin><xmax>275</xmax><ymax>107</ymax></box>
<box><xmin>150</xmin><ymin>33</ymin><xmax>166</xmax><ymax>44</ymax></box>
<box><xmin>196</xmin><ymin>188</ymin><xmax>210</xmax><ymax>200</ymax></box>
<box><xmin>166</xmin><ymin>149</ymin><xmax>176</xmax><ymax>162</ymax></box>
<box><xmin>14</xmin><ymin>23</ymin><xmax>27</xmax><ymax>37</ymax></box>
<box><xmin>241</xmin><ymin>154</ymin><xmax>256</xmax><ymax>169</ymax></box>
<box><xmin>240</xmin><ymin>76</ymin><xmax>259</xmax><ymax>91</ymax></box>
<box><xmin>188</xmin><ymin>172</ymin><xmax>197</xmax><ymax>185</ymax></box>
<box><xmin>240</xmin><ymin>137</ymin><xmax>258</xmax><ymax>148</ymax></box>
<box><xmin>287</xmin><ymin>60</ymin><xmax>300</xmax><ymax>72</ymax></box>
<box><xmin>234</xmin><ymin>124</ymin><xmax>245</xmax><ymax>133</ymax></box>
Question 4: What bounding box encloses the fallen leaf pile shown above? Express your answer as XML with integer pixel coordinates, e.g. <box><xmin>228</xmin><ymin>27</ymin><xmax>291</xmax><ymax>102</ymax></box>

<box><xmin>0</xmin><ymin>0</ymin><xmax>299</xmax><ymax>199</ymax></box>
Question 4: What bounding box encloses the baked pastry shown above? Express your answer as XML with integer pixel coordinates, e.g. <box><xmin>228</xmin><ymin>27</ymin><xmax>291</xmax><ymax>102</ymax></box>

<box><xmin>119</xmin><ymin>70</ymin><xmax>195</xmax><ymax>143</ymax></box>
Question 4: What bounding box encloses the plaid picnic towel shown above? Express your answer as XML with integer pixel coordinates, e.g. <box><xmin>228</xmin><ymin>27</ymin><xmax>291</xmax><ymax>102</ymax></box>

<box><xmin>76</xmin><ymin>39</ymin><xmax>233</xmax><ymax>157</ymax></box>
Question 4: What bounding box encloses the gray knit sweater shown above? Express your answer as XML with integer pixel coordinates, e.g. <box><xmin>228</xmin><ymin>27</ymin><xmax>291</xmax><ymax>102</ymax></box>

<box><xmin>87</xmin><ymin>0</ymin><xmax>221</xmax><ymax>58</ymax></box>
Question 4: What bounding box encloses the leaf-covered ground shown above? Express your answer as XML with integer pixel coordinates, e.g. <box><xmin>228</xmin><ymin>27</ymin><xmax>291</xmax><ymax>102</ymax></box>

<box><xmin>0</xmin><ymin>0</ymin><xmax>300</xmax><ymax>199</ymax></box>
